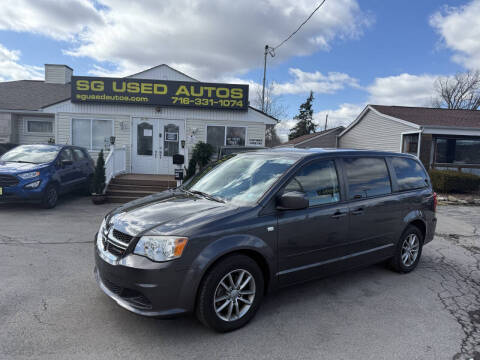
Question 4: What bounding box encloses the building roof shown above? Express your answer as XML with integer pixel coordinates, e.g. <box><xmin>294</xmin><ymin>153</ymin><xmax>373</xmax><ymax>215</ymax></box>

<box><xmin>0</xmin><ymin>80</ymin><xmax>70</xmax><ymax>111</ymax></box>
<box><xmin>371</xmin><ymin>105</ymin><xmax>480</xmax><ymax>129</ymax></box>
<box><xmin>281</xmin><ymin>126</ymin><xmax>345</xmax><ymax>146</ymax></box>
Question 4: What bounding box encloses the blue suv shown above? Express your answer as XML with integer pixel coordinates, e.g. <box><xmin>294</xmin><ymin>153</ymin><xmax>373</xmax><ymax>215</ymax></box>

<box><xmin>0</xmin><ymin>144</ymin><xmax>95</xmax><ymax>208</ymax></box>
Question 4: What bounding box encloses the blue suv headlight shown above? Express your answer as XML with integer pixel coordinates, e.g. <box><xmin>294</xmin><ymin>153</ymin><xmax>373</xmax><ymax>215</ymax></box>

<box><xmin>18</xmin><ymin>171</ymin><xmax>40</xmax><ymax>180</ymax></box>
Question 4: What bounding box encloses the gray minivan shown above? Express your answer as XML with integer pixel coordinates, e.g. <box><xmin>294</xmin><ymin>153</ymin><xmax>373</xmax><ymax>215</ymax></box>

<box><xmin>94</xmin><ymin>148</ymin><xmax>437</xmax><ymax>332</ymax></box>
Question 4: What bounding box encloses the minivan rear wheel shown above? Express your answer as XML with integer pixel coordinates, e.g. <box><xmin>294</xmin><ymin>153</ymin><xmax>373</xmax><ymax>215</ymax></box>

<box><xmin>196</xmin><ymin>254</ymin><xmax>264</xmax><ymax>332</ymax></box>
<box><xmin>389</xmin><ymin>225</ymin><xmax>423</xmax><ymax>273</ymax></box>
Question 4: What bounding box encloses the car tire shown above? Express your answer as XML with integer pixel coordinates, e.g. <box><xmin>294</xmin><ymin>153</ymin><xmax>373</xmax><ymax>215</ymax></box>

<box><xmin>389</xmin><ymin>225</ymin><xmax>423</xmax><ymax>273</ymax></box>
<box><xmin>42</xmin><ymin>184</ymin><xmax>58</xmax><ymax>209</ymax></box>
<box><xmin>196</xmin><ymin>254</ymin><xmax>264</xmax><ymax>332</ymax></box>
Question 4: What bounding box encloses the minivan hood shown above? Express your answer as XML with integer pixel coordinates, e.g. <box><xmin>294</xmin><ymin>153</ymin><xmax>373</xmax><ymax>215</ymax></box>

<box><xmin>107</xmin><ymin>190</ymin><xmax>235</xmax><ymax>236</ymax></box>
<box><xmin>0</xmin><ymin>161</ymin><xmax>47</xmax><ymax>173</ymax></box>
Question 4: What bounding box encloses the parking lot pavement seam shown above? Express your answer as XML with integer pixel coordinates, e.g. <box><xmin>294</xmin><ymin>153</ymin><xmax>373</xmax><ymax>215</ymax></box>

<box><xmin>420</xmin><ymin>234</ymin><xmax>480</xmax><ymax>360</ymax></box>
<box><xmin>0</xmin><ymin>234</ymin><xmax>94</xmax><ymax>245</ymax></box>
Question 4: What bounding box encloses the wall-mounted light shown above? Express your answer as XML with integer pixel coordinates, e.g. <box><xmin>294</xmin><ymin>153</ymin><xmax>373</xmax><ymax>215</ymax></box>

<box><xmin>110</xmin><ymin>136</ymin><xmax>116</xmax><ymax>145</ymax></box>
<box><xmin>181</xmin><ymin>140</ymin><xmax>185</xmax><ymax>148</ymax></box>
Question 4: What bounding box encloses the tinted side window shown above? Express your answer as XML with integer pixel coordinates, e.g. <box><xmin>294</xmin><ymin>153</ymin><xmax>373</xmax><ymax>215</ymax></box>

<box><xmin>344</xmin><ymin>157</ymin><xmax>391</xmax><ymax>199</ymax></box>
<box><xmin>284</xmin><ymin>160</ymin><xmax>340</xmax><ymax>206</ymax></box>
<box><xmin>59</xmin><ymin>148</ymin><xmax>74</xmax><ymax>161</ymax></box>
<box><xmin>72</xmin><ymin>148</ymin><xmax>86</xmax><ymax>161</ymax></box>
<box><xmin>392</xmin><ymin>157</ymin><xmax>428</xmax><ymax>191</ymax></box>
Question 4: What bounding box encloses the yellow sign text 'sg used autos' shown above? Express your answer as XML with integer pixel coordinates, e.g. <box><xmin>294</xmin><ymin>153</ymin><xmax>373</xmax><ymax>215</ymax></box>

<box><xmin>71</xmin><ymin>76</ymin><xmax>249</xmax><ymax>111</ymax></box>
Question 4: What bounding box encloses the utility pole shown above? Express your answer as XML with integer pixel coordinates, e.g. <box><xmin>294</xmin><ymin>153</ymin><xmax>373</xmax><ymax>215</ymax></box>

<box><xmin>261</xmin><ymin>45</ymin><xmax>269</xmax><ymax>112</ymax></box>
<box><xmin>324</xmin><ymin>113</ymin><xmax>328</xmax><ymax>131</ymax></box>
<box><xmin>262</xmin><ymin>45</ymin><xmax>275</xmax><ymax>112</ymax></box>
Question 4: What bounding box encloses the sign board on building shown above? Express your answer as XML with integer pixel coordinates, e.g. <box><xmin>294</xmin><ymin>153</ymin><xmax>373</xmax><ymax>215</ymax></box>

<box><xmin>71</xmin><ymin>76</ymin><xmax>249</xmax><ymax>111</ymax></box>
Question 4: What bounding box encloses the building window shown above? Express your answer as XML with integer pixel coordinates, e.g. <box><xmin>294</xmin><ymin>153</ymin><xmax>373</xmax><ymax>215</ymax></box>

<box><xmin>402</xmin><ymin>133</ymin><xmax>419</xmax><ymax>155</ymax></box>
<box><xmin>206</xmin><ymin>125</ymin><xmax>247</xmax><ymax>151</ymax></box>
<box><xmin>226</xmin><ymin>127</ymin><xmax>246</xmax><ymax>146</ymax></box>
<box><xmin>164</xmin><ymin>123</ymin><xmax>179</xmax><ymax>156</ymax></box>
<box><xmin>435</xmin><ymin>137</ymin><xmax>480</xmax><ymax>165</ymax></box>
<box><xmin>25</xmin><ymin>118</ymin><xmax>53</xmax><ymax>134</ymax></box>
<box><xmin>72</xmin><ymin>118</ymin><xmax>113</xmax><ymax>150</ymax></box>
<box><xmin>206</xmin><ymin>126</ymin><xmax>226</xmax><ymax>152</ymax></box>
<box><xmin>137</xmin><ymin>122</ymin><xmax>153</xmax><ymax>156</ymax></box>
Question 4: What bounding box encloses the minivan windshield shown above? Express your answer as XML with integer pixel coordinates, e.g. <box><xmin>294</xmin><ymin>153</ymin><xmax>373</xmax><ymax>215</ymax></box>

<box><xmin>0</xmin><ymin>145</ymin><xmax>60</xmax><ymax>164</ymax></box>
<box><xmin>186</xmin><ymin>153</ymin><xmax>296</xmax><ymax>205</ymax></box>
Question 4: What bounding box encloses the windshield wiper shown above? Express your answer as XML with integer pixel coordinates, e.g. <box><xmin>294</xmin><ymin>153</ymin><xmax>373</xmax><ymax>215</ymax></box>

<box><xmin>180</xmin><ymin>188</ymin><xmax>225</xmax><ymax>203</ymax></box>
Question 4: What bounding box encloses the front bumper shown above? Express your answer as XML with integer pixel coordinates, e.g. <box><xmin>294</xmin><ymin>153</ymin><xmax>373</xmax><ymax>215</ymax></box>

<box><xmin>0</xmin><ymin>177</ymin><xmax>47</xmax><ymax>202</ymax></box>
<box><xmin>94</xmin><ymin>237</ymin><xmax>195</xmax><ymax>318</ymax></box>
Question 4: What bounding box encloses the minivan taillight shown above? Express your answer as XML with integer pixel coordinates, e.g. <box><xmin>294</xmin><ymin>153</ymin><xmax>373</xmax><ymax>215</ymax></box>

<box><xmin>433</xmin><ymin>192</ymin><xmax>437</xmax><ymax>212</ymax></box>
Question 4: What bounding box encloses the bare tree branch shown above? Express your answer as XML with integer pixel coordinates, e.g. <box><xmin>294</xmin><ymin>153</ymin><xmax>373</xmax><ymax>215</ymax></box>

<box><xmin>433</xmin><ymin>71</ymin><xmax>480</xmax><ymax>110</ymax></box>
<box><xmin>252</xmin><ymin>82</ymin><xmax>285</xmax><ymax>147</ymax></box>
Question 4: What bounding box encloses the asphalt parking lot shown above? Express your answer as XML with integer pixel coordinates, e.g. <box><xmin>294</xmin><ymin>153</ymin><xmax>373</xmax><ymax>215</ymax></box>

<box><xmin>1</xmin><ymin>196</ymin><xmax>479</xmax><ymax>360</ymax></box>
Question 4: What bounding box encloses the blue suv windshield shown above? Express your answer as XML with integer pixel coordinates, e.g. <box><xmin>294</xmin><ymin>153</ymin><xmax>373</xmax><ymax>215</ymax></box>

<box><xmin>1</xmin><ymin>145</ymin><xmax>60</xmax><ymax>164</ymax></box>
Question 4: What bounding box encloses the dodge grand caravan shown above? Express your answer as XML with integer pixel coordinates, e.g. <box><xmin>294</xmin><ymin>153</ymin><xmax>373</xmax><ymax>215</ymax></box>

<box><xmin>94</xmin><ymin>149</ymin><xmax>437</xmax><ymax>332</ymax></box>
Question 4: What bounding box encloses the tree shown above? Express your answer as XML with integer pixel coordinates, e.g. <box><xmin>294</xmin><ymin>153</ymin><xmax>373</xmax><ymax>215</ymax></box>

<box><xmin>93</xmin><ymin>149</ymin><xmax>106</xmax><ymax>194</ymax></box>
<box><xmin>288</xmin><ymin>91</ymin><xmax>316</xmax><ymax>140</ymax></box>
<box><xmin>253</xmin><ymin>82</ymin><xmax>285</xmax><ymax>147</ymax></box>
<box><xmin>433</xmin><ymin>71</ymin><xmax>480</xmax><ymax>110</ymax></box>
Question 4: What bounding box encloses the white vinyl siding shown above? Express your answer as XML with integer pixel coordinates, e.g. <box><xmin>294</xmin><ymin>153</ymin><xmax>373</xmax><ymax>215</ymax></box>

<box><xmin>15</xmin><ymin>115</ymin><xmax>55</xmax><ymax>145</ymax></box>
<box><xmin>338</xmin><ymin>109</ymin><xmax>417</xmax><ymax>152</ymax></box>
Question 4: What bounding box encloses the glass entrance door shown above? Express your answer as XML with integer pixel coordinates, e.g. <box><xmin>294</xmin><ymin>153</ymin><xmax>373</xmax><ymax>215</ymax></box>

<box><xmin>132</xmin><ymin>118</ymin><xmax>185</xmax><ymax>175</ymax></box>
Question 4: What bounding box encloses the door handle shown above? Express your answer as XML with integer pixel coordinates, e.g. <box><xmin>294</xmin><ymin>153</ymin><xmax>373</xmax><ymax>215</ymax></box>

<box><xmin>351</xmin><ymin>208</ymin><xmax>364</xmax><ymax>215</ymax></box>
<box><xmin>331</xmin><ymin>210</ymin><xmax>347</xmax><ymax>219</ymax></box>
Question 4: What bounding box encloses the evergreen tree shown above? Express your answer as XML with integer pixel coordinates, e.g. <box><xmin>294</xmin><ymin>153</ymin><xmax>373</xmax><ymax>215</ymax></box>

<box><xmin>288</xmin><ymin>91</ymin><xmax>316</xmax><ymax>140</ymax></box>
<box><xmin>93</xmin><ymin>149</ymin><xmax>106</xmax><ymax>194</ymax></box>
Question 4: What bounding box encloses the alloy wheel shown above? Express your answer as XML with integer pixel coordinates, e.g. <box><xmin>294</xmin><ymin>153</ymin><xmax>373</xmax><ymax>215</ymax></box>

<box><xmin>401</xmin><ymin>233</ymin><xmax>419</xmax><ymax>267</ymax></box>
<box><xmin>213</xmin><ymin>269</ymin><xmax>256</xmax><ymax>322</ymax></box>
<box><xmin>47</xmin><ymin>187</ymin><xmax>58</xmax><ymax>207</ymax></box>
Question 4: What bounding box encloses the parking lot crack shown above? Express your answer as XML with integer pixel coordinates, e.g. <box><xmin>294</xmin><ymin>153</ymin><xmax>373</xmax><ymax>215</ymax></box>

<box><xmin>421</xmin><ymin>233</ymin><xmax>480</xmax><ymax>359</ymax></box>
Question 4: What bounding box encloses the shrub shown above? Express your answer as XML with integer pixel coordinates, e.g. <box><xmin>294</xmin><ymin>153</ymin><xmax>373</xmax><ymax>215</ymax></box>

<box><xmin>93</xmin><ymin>149</ymin><xmax>106</xmax><ymax>194</ymax></box>
<box><xmin>185</xmin><ymin>142</ymin><xmax>214</xmax><ymax>180</ymax></box>
<box><xmin>428</xmin><ymin>169</ymin><xmax>480</xmax><ymax>193</ymax></box>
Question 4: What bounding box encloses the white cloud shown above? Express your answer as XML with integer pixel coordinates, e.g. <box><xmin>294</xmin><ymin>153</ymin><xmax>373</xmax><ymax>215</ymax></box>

<box><xmin>0</xmin><ymin>43</ymin><xmax>43</xmax><ymax>81</ymax></box>
<box><xmin>367</xmin><ymin>73</ymin><xmax>438</xmax><ymax>106</ymax></box>
<box><xmin>276</xmin><ymin>71</ymin><xmax>442</xmax><ymax>142</ymax></box>
<box><xmin>0</xmin><ymin>0</ymin><xmax>370</xmax><ymax>80</ymax></box>
<box><xmin>0</xmin><ymin>0</ymin><xmax>103</xmax><ymax>41</ymax></box>
<box><xmin>314</xmin><ymin>103</ymin><xmax>364</xmax><ymax>129</ymax></box>
<box><xmin>272</xmin><ymin>68</ymin><xmax>360</xmax><ymax>95</ymax></box>
<box><xmin>430</xmin><ymin>0</ymin><xmax>480</xmax><ymax>70</ymax></box>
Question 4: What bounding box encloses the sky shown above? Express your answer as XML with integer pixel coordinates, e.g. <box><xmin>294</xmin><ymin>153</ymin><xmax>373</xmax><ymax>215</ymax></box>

<box><xmin>0</xmin><ymin>0</ymin><xmax>479</xmax><ymax>141</ymax></box>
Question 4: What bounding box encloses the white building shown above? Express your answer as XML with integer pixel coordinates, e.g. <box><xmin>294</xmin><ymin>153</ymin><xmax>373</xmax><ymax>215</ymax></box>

<box><xmin>0</xmin><ymin>64</ymin><xmax>276</xmax><ymax>179</ymax></box>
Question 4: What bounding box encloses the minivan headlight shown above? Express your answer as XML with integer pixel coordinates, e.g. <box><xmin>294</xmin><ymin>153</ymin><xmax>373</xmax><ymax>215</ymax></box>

<box><xmin>134</xmin><ymin>236</ymin><xmax>188</xmax><ymax>262</ymax></box>
<box><xmin>18</xmin><ymin>171</ymin><xmax>40</xmax><ymax>180</ymax></box>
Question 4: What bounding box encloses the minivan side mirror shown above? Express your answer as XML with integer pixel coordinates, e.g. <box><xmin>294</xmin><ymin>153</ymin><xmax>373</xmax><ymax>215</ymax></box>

<box><xmin>276</xmin><ymin>191</ymin><xmax>309</xmax><ymax>211</ymax></box>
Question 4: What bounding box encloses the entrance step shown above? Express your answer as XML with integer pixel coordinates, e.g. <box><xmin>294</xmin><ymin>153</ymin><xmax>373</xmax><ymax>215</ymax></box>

<box><xmin>105</xmin><ymin>173</ymin><xmax>176</xmax><ymax>203</ymax></box>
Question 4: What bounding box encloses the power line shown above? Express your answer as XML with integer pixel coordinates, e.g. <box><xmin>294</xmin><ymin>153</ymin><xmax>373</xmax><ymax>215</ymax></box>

<box><xmin>261</xmin><ymin>0</ymin><xmax>328</xmax><ymax>112</ymax></box>
<box><xmin>272</xmin><ymin>0</ymin><xmax>328</xmax><ymax>51</ymax></box>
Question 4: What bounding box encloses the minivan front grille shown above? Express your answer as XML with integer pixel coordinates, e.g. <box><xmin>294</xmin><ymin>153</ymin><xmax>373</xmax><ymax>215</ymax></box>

<box><xmin>100</xmin><ymin>228</ymin><xmax>135</xmax><ymax>258</ymax></box>
<box><xmin>113</xmin><ymin>229</ymin><xmax>133</xmax><ymax>244</ymax></box>
<box><xmin>0</xmin><ymin>174</ymin><xmax>19</xmax><ymax>187</ymax></box>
